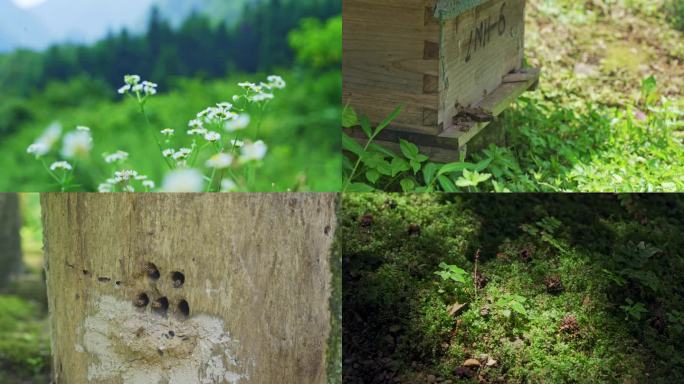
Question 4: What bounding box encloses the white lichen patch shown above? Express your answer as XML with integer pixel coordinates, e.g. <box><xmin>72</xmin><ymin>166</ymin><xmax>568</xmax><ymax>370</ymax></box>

<box><xmin>79</xmin><ymin>295</ymin><xmax>248</xmax><ymax>384</ymax></box>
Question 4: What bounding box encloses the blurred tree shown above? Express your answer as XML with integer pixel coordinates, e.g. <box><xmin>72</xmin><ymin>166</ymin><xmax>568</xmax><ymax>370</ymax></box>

<box><xmin>0</xmin><ymin>194</ymin><xmax>22</xmax><ymax>290</ymax></box>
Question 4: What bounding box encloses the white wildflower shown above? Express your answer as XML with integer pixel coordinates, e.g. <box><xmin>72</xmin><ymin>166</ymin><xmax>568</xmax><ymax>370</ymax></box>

<box><xmin>98</xmin><ymin>183</ymin><xmax>113</xmax><ymax>193</ymax></box>
<box><xmin>162</xmin><ymin>148</ymin><xmax>176</xmax><ymax>158</ymax></box>
<box><xmin>27</xmin><ymin>143</ymin><xmax>49</xmax><ymax>157</ymax></box>
<box><xmin>160</xmin><ymin>128</ymin><xmax>175</xmax><ymax>136</ymax></box>
<box><xmin>204</xmin><ymin>131</ymin><xmax>221</xmax><ymax>142</ymax></box>
<box><xmin>238</xmin><ymin>82</ymin><xmax>261</xmax><ymax>92</ymax></box>
<box><xmin>132</xmin><ymin>84</ymin><xmax>143</xmax><ymax>92</ymax></box>
<box><xmin>124</xmin><ymin>75</ymin><xmax>141</xmax><ymax>85</ymax></box>
<box><xmin>142</xmin><ymin>81</ymin><xmax>158</xmax><ymax>95</ymax></box>
<box><xmin>118</xmin><ymin>84</ymin><xmax>131</xmax><ymax>94</ymax></box>
<box><xmin>250</xmin><ymin>93</ymin><xmax>274</xmax><ymax>102</ymax></box>
<box><xmin>103</xmin><ymin>150</ymin><xmax>129</xmax><ymax>164</ymax></box>
<box><xmin>134</xmin><ymin>174</ymin><xmax>148</xmax><ymax>181</ymax></box>
<box><xmin>172</xmin><ymin>148</ymin><xmax>192</xmax><ymax>160</ymax></box>
<box><xmin>50</xmin><ymin>161</ymin><xmax>72</xmax><ymax>171</ymax></box>
<box><xmin>188</xmin><ymin>128</ymin><xmax>207</xmax><ymax>136</ymax></box>
<box><xmin>188</xmin><ymin>119</ymin><xmax>204</xmax><ymax>129</ymax></box>
<box><xmin>142</xmin><ymin>180</ymin><xmax>155</xmax><ymax>189</ymax></box>
<box><xmin>240</xmin><ymin>140</ymin><xmax>268</xmax><ymax>162</ymax></box>
<box><xmin>205</xmin><ymin>153</ymin><xmax>233</xmax><ymax>169</ymax></box>
<box><xmin>61</xmin><ymin>130</ymin><xmax>93</xmax><ymax>158</ymax></box>
<box><xmin>161</xmin><ymin>169</ymin><xmax>204</xmax><ymax>192</ymax></box>
<box><xmin>232</xmin><ymin>95</ymin><xmax>240</xmax><ymax>102</ymax></box>
<box><xmin>224</xmin><ymin>114</ymin><xmax>250</xmax><ymax>132</ymax></box>
<box><xmin>76</xmin><ymin>126</ymin><xmax>91</xmax><ymax>132</ymax></box>
<box><xmin>113</xmin><ymin>170</ymin><xmax>139</xmax><ymax>183</ymax></box>
<box><xmin>230</xmin><ymin>139</ymin><xmax>244</xmax><ymax>148</ymax></box>
<box><xmin>27</xmin><ymin>122</ymin><xmax>62</xmax><ymax>157</ymax></box>
<box><xmin>216</xmin><ymin>102</ymin><xmax>233</xmax><ymax>110</ymax></box>
<box><xmin>197</xmin><ymin>107</ymin><xmax>214</xmax><ymax>119</ymax></box>
<box><xmin>267</xmin><ymin>75</ymin><xmax>286</xmax><ymax>89</ymax></box>
<box><xmin>221</xmin><ymin>179</ymin><xmax>238</xmax><ymax>192</ymax></box>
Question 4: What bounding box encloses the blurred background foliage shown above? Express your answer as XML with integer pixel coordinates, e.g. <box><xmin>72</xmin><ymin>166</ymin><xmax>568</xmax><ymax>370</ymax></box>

<box><xmin>0</xmin><ymin>0</ymin><xmax>341</xmax><ymax>191</ymax></box>
<box><xmin>0</xmin><ymin>194</ymin><xmax>49</xmax><ymax>384</ymax></box>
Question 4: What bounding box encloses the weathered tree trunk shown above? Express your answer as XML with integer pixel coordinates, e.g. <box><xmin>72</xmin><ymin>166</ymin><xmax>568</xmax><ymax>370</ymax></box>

<box><xmin>41</xmin><ymin>193</ymin><xmax>338</xmax><ymax>384</ymax></box>
<box><xmin>0</xmin><ymin>193</ymin><xmax>22</xmax><ymax>290</ymax></box>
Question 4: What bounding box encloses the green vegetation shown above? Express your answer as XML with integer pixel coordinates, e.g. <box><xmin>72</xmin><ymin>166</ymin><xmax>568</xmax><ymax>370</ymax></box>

<box><xmin>343</xmin><ymin>0</ymin><xmax>684</xmax><ymax>192</ymax></box>
<box><xmin>342</xmin><ymin>193</ymin><xmax>684</xmax><ymax>383</ymax></box>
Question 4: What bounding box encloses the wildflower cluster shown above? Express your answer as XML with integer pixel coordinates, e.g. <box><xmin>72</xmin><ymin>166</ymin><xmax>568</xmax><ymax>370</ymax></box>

<box><xmin>26</xmin><ymin>73</ymin><xmax>286</xmax><ymax>192</ymax></box>
<box><xmin>26</xmin><ymin>123</ymin><xmax>92</xmax><ymax>191</ymax></box>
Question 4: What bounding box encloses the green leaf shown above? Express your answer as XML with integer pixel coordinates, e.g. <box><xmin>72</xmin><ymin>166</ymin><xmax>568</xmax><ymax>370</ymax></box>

<box><xmin>472</xmin><ymin>158</ymin><xmax>492</xmax><ymax>172</ymax></box>
<box><xmin>375</xmin><ymin>105</ymin><xmax>403</xmax><ymax>135</ymax></box>
<box><xmin>400</xmin><ymin>178</ymin><xmax>416</xmax><ymax>192</ymax></box>
<box><xmin>399</xmin><ymin>139</ymin><xmax>419</xmax><ymax>159</ymax></box>
<box><xmin>375</xmin><ymin>159</ymin><xmax>393</xmax><ymax>176</ymax></box>
<box><xmin>423</xmin><ymin>163</ymin><xmax>439</xmax><ymax>185</ymax></box>
<box><xmin>368</xmin><ymin>143</ymin><xmax>398</xmax><ymax>158</ymax></box>
<box><xmin>415</xmin><ymin>154</ymin><xmax>429</xmax><ymax>163</ymax></box>
<box><xmin>410</xmin><ymin>160</ymin><xmax>421</xmax><ymax>174</ymax></box>
<box><xmin>437</xmin><ymin>161</ymin><xmax>471</xmax><ymax>176</ymax></box>
<box><xmin>391</xmin><ymin>157</ymin><xmax>410</xmax><ymax>177</ymax></box>
<box><xmin>510</xmin><ymin>302</ymin><xmax>526</xmax><ymax>315</ymax></box>
<box><xmin>455</xmin><ymin>169</ymin><xmax>492</xmax><ymax>187</ymax></box>
<box><xmin>342</xmin><ymin>156</ymin><xmax>354</xmax><ymax>171</ymax></box>
<box><xmin>342</xmin><ymin>106</ymin><xmax>359</xmax><ymax>128</ymax></box>
<box><xmin>437</xmin><ymin>175</ymin><xmax>457</xmax><ymax>192</ymax></box>
<box><xmin>347</xmin><ymin>182</ymin><xmax>375</xmax><ymax>192</ymax></box>
<box><xmin>366</xmin><ymin>170</ymin><xmax>380</xmax><ymax>184</ymax></box>
<box><xmin>342</xmin><ymin>133</ymin><xmax>363</xmax><ymax>156</ymax></box>
<box><xmin>360</xmin><ymin>115</ymin><xmax>372</xmax><ymax>138</ymax></box>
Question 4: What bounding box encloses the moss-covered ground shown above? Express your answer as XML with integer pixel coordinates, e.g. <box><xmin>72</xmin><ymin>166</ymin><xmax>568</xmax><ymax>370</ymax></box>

<box><xmin>342</xmin><ymin>194</ymin><xmax>684</xmax><ymax>383</ymax></box>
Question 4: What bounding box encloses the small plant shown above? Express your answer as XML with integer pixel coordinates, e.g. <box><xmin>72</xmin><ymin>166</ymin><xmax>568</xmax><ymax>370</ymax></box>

<box><xmin>620</xmin><ymin>298</ymin><xmax>648</xmax><ymax>321</ymax></box>
<box><xmin>495</xmin><ymin>293</ymin><xmax>528</xmax><ymax>319</ymax></box>
<box><xmin>434</xmin><ymin>262</ymin><xmax>468</xmax><ymax>285</ymax></box>
<box><xmin>26</xmin><ymin>74</ymin><xmax>286</xmax><ymax>192</ymax></box>
<box><xmin>342</xmin><ymin>106</ymin><xmax>493</xmax><ymax>192</ymax></box>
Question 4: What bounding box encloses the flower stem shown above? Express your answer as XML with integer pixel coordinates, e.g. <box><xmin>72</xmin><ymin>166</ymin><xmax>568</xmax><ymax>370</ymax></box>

<box><xmin>139</xmin><ymin>103</ymin><xmax>172</xmax><ymax>170</ymax></box>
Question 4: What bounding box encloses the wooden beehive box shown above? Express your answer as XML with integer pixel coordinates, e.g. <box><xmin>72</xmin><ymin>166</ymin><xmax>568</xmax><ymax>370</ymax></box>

<box><xmin>343</xmin><ymin>0</ymin><xmax>539</xmax><ymax>161</ymax></box>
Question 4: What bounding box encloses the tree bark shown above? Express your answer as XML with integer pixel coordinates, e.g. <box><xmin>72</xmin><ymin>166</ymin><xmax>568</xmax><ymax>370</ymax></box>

<box><xmin>0</xmin><ymin>193</ymin><xmax>22</xmax><ymax>290</ymax></box>
<box><xmin>41</xmin><ymin>193</ymin><xmax>338</xmax><ymax>384</ymax></box>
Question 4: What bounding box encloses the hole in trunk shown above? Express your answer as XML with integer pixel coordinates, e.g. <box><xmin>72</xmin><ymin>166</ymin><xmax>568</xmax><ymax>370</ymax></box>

<box><xmin>134</xmin><ymin>293</ymin><xmax>149</xmax><ymax>307</ymax></box>
<box><xmin>171</xmin><ymin>271</ymin><xmax>185</xmax><ymax>288</ymax></box>
<box><xmin>152</xmin><ymin>297</ymin><xmax>169</xmax><ymax>314</ymax></box>
<box><xmin>145</xmin><ymin>262</ymin><xmax>160</xmax><ymax>280</ymax></box>
<box><xmin>177</xmin><ymin>299</ymin><xmax>190</xmax><ymax>317</ymax></box>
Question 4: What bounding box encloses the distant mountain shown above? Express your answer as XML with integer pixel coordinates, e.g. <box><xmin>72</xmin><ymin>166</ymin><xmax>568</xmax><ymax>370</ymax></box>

<box><xmin>0</xmin><ymin>0</ymin><xmax>257</xmax><ymax>53</ymax></box>
<box><xmin>0</xmin><ymin>0</ymin><xmax>50</xmax><ymax>51</ymax></box>
<box><xmin>155</xmin><ymin>0</ymin><xmax>259</xmax><ymax>27</ymax></box>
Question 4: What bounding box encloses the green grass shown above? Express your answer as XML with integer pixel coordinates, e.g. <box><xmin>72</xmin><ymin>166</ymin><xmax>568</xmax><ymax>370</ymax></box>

<box><xmin>0</xmin><ymin>70</ymin><xmax>340</xmax><ymax>192</ymax></box>
<box><xmin>342</xmin><ymin>193</ymin><xmax>684</xmax><ymax>383</ymax></box>
<box><xmin>0</xmin><ymin>295</ymin><xmax>50</xmax><ymax>383</ymax></box>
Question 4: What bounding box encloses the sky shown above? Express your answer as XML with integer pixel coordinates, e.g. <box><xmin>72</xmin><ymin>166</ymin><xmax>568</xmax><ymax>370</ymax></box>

<box><xmin>11</xmin><ymin>0</ymin><xmax>48</xmax><ymax>9</ymax></box>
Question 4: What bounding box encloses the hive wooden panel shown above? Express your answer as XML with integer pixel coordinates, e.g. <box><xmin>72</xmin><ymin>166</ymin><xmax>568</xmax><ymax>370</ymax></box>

<box><xmin>343</xmin><ymin>0</ymin><xmax>537</xmax><ymax>159</ymax></box>
<box><xmin>343</xmin><ymin>0</ymin><xmax>441</xmax><ymax>135</ymax></box>
<box><xmin>439</xmin><ymin>0</ymin><xmax>526</xmax><ymax>133</ymax></box>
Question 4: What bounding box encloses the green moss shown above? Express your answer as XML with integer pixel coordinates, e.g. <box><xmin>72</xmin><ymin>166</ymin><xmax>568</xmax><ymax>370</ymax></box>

<box><xmin>343</xmin><ymin>193</ymin><xmax>684</xmax><ymax>382</ymax></box>
<box><xmin>0</xmin><ymin>295</ymin><xmax>50</xmax><ymax>379</ymax></box>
